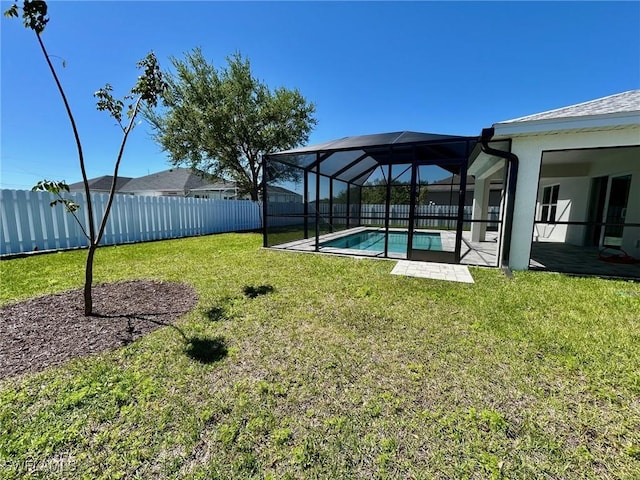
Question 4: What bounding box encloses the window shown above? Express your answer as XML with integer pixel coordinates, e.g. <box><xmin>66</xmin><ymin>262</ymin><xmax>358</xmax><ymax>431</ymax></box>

<box><xmin>540</xmin><ymin>184</ymin><xmax>559</xmax><ymax>222</ymax></box>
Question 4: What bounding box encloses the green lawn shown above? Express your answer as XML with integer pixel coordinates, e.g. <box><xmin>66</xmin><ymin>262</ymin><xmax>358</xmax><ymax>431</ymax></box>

<box><xmin>1</xmin><ymin>233</ymin><xmax>639</xmax><ymax>479</ymax></box>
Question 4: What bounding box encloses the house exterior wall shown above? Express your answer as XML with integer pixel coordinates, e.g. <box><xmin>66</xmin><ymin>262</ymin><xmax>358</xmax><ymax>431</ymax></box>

<box><xmin>127</xmin><ymin>190</ymin><xmax>184</xmax><ymax>197</ymax></box>
<box><xmin>268</xmin><ymin>193</ymin><xmax>302</xmax><ymax>203</ymax></box>
<box><xmin>189</xmin><ymin>189</ymin><xmax>249</xmax><ymax>200</ymax></box>
<box><xmin>426</xmin><ymin>190</ymin><xmax>502</xmax><ymax>207</ymax></box>
<box><xmin>534</xmin><ymin>177</ymin><xmax>591</xmax><ymax>245</ymax></box>
<box><xmin>505</xmin><ymin>125</ymin><xmax>639</xmax><ymax>270</ymax></box>
<box><xmin>189</xmin><ymin>189</ymin><xmax>302</xmax><ymax>203</ymax></box>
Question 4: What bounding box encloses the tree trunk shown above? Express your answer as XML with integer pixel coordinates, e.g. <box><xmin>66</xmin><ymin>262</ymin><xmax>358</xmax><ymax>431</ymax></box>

<box><xmin>250</xmin><ymin>168</ymin><xmax>260</xmax><ymax>202</ymax></box>
<box><xmin>84</xmin><ymin>244</ymin><xmax>97</xmax><ymax>316</ymax></box>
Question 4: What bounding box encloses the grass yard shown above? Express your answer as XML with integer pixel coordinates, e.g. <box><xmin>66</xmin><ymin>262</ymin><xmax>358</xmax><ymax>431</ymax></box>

<box><xmin>1</xmin><ymin>233</ymin><xmax>639</xmax><ymax>479</ymax></box>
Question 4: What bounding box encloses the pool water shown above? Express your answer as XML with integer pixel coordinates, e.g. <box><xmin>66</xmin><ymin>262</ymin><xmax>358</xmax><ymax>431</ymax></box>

<box><xmin>321</xmin><ymin>230</ymin><xmax>442</xmax><ymax>253</ymax></box>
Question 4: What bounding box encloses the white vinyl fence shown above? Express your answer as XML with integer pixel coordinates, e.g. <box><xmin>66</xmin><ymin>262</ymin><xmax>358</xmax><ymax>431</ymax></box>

<box><xmin>318</xmin><ymin>204</ymin><xmax>501</xmax><ymax>229</ymax></box>
<box><xmin>0</xmin><ymin>190</ymin><xmax>262</xmax><ymax>255</ymax></box>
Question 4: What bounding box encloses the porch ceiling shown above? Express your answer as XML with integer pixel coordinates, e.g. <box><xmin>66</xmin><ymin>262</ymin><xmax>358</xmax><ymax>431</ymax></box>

<box><xmin>467</xmin><ymin>139</ymin><xmax>510</xmax><ymax>179</ymax></box>
<box><xmin>541</xmin><ymin>144</ymin><xmax>639</xmax><ymax>165</ymax></box>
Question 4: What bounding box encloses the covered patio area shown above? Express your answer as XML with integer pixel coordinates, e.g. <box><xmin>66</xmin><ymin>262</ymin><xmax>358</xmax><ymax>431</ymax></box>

<box><xmin>530</xmin><ymin>242</ymin><xmax>640</xmax><ymax>279</ymax></box>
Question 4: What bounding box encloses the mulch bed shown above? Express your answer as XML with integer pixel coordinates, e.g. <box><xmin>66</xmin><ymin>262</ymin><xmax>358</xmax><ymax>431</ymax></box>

<box><xmin>0</xmin><ymin>280</ymin><xmax>198</xmax><ymax>380</ymax></box>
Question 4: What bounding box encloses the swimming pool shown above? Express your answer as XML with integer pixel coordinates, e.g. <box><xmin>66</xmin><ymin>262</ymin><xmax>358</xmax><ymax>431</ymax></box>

<box><xmin>320</xmin><ymin>230</ymin><xmax>442</xmax><ymax>253</ymax></box>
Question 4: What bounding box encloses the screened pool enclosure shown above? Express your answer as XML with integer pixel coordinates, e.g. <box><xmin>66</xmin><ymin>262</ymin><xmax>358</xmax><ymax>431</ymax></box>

<box><xmin>263</xmin><ymin>131</ymin><xmax>507</xmax><ymax>266</ymax></box>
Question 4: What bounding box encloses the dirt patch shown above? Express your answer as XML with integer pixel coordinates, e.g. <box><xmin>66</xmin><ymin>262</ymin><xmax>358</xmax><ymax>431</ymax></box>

<box><xmin>0</xmin><ymin>280</ymin><xmax>198</xmax><ymax>380</ymax></box>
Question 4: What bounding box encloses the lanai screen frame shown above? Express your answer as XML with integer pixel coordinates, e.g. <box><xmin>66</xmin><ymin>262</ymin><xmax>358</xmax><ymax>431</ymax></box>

<box><xmin>263</xmin><ymin>131</ymin><xmax>480</xmax><ymax>263</ymax></box>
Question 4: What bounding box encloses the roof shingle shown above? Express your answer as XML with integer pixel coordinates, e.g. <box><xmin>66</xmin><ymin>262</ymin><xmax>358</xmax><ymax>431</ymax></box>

<box><xmin>119</xmin><ymin>168</ymin><xmax>215</xmax><ymax>193</ymax></box>
<box><xmin>68</xmin><ymin>175</ymin><xmax>133</xmax><ymax>192</ymax></box>
<box><xmin>500</xmin><ymin>90</ymin><xmax>640</xmax><ymax>124</ymax></box>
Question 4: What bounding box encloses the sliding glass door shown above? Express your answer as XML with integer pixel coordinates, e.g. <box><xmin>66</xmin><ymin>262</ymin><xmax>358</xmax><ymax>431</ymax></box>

<box><xmin>602</xmin><ymin>174</ymin><xmax>632</xmax><ymax>247</ymax></box>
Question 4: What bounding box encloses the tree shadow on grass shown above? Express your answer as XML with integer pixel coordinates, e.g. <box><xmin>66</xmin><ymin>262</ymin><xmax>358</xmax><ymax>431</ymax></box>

<box><xmin>204</xmin><ymin>306</ymin><xmax>226</xmax><ymax>322</ymax></box>
<box><xmin>184</xmin><ymin>336</ymin><xmax>228</xmax><ymax>364</ymax></box>
<box><xmin>94</xmin><ymin>311</ymin><xmax>189</xmax><ymax>346</ymax></box>
<box><xmin>243</xmin><ymin>285</ymin><xmax>274</xmax><ymax>299</ymax></box>
<box><xmin>94</xmin><ymin>312</ymin><xmax>227</xmax><ymax>364</ymax></box>
<box><xmin>139</xmin><ymin>317</ymin><xmax>228</xmax><ymax>364</ymax></box>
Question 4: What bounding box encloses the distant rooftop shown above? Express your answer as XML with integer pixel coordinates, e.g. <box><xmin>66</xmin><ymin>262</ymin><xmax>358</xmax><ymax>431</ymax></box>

<box><xmin>500</xmin><ymin>90</ymin><xmax>640</xmax><ymax>124</ymax></box>
<box><xmin>68</xmin><ymin>175</ymin><xmax>133</xmax><ymax>192</ymax></box>
<box><xmin>119</xmin><ymin>168</ymin><xmax>215</xmax><ymax>193</ymax></box>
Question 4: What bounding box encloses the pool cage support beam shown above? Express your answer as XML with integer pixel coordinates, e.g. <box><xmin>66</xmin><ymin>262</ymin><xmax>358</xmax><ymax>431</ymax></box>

<box><xmin>347</xmin><ymin>163</ymin><xmax>380</xmax><ymax>186</ymax></box>
<box><xmin>261</xmin><ymin>154</ymin><xmax>268</xmax><ymax>248</ymax></box>
<box><xmin>329</xmin><ymin>176</ymin><xmax>334</xmax><ymax>232</ymax></box>
<box><xmin>303</xmin><ymin>169</ymin><xmax>309</xmax><ymax>239</ymax></box>
<box><xmin>315</xmin><ymin>159</ymin><xmax>320</xmax><ymax>252</ymax></box>
<box><xmin>330</xmin><ymin>152</ymin><xmax>370</xmax><ymax>182</ymax></box>
<box><xmin>407</xmin><ymin>161</ymin><xmax>418</xmax><ymax>256</ymax></box>
<box><xmin>453</xmin><ymin>145</ymin><xmax>470</xmax><ymax>263</ymax></box>
<box><xmin>346</xmin><ymin>183</ymin><xmax>351</xmax><ymax>229</ymax></box>
<box><xmin>303</xmin><ymin>151</ymin><xmax>333</xmax><ymax>175</ymax></box>
<box><xmin>383</xmin><ymin>160</ymin><xmax>392</xmax><ymax>258</ymax></box>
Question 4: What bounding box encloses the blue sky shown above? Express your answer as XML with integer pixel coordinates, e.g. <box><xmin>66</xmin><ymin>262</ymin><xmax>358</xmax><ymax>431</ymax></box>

<box><xmin>1</xmin><ymin>1</ymin><xmax>639</xmax><ymax>189</ymax></box>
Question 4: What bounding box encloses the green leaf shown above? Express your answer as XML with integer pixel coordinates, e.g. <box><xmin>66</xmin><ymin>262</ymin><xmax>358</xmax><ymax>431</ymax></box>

<box><xmin>94</xmin><ymin>84</ymin><xmax>124</xmax><ymax>123</ymax></box>
<box><xmin>50</xmin><ymin>198</ymin><xmax>80</xmax><ymax>213</ymax></box>
<box><xmin>32</xmin><ymin>179</ymin><xmax>71</xmax><ymax>195</ymax></box>
<box><xmin>3</xmin><ymin>4</ymin><xmax>19</xmax><ymax>18</ymax></box>
<box><xmin>131</xmin><ymin>51</ymin><xmax>167</xmax><ymax>108</ymax></box>
<box><xmin>22</xmin><ymin>0</ymin><xmax>49</xmax><ymax>33</ymax></box>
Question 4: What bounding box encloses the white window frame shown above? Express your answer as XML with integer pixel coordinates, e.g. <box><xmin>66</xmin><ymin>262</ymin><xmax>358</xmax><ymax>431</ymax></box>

<box><xmin>539</xmin><ymin>184</ymin><xmax>559</xmax><ymax>223</ymax></box>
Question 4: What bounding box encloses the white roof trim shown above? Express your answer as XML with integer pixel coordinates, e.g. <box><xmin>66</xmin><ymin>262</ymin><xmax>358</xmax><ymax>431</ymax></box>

<box><xmin>494</xmin><ymin>111</ymin><xmax>639</xmax><ymax>137</ymax></box>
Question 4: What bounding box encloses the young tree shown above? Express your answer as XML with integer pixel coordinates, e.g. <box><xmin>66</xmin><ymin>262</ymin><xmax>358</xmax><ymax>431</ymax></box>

<box><xmin>145</xmin><ymin>49</ymin><xmax>317</xmax><ymax>201</ymax></box>
<box><xmin>5</xmin><ymin>1</ymin><xmax>167</xmax><ymax>315</ymax></box>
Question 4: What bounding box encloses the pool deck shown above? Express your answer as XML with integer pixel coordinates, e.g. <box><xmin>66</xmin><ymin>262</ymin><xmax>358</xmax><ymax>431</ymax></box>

<box><xmin>270</xmin><ymin>227</ymin><xmax>498</xmax><ymax>267</ymax></box>
<box><xmin>268</xmin><ymin>227</ymin><xmax>501</xmax><ymax>283</ymax></box>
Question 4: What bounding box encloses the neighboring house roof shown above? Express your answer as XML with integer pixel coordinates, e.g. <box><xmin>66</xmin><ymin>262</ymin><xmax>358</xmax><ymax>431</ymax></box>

<box><xmin>66</xmin><ymin>168</ymin><xmax>299</xmax><ymax>198</ymax></box>
<box><xmin>267</xmin><ymin>185</ymin><xmax>302</xmax><ymax>197</ymax></box>
<box><xmin>190</xmin><ymin>180</ymin><xmax>239</xmax><ymax>192</ymax></box>
<box><xmin>494</xmin><ymin>90</ymin><xmax>640</xmax><ymax>137</ymax></box>
<box><xmin>428</xmin><ymin>175</ymin><xmax>502</xmax><ymax>192</ymax></box>
<box><xmin>190</xmin><ymin>182</ymin><xmax>301</xmax><ymax>198</ymax></box>
<box><xmin>68</xmin><ymin>175</ymin><xmax>133</xmax><ymax>192</ymax></box>
<box><xmin>119</xmin><ymin>168</ymin><xmax>216</xmax><ymax>194</ymax></box>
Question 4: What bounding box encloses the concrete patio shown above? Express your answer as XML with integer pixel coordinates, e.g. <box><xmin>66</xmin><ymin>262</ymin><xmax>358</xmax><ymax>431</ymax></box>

<box><xmin>530</xmin><ymin>242</ymin><xmax>640</xmax><ymax>280</ymax></box>
<box><xmin>269</xmin><ymin>227</ymin><xmax>499</xmax><ymax>268</ymax></box>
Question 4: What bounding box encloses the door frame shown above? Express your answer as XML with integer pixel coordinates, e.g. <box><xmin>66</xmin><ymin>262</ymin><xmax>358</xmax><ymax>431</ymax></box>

<box><xmin>600</xmin><ymin>172</ymin><xmax>633</xmax><ymax>248</ymax></box>
<box><xmin>406</xmin><ymin>160</ymin><xmax>468</xmax><ymax>263</ymax></box>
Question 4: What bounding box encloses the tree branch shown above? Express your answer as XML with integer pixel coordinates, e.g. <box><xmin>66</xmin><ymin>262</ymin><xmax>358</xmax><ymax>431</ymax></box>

<box><xmin>35</xmin><ymin>32</ymin><xmax>96</xmax><ymax>243</ymax></box>
<box><xmin>55</xmin><ymin>192</ymin><xmax>90</xmax><ymax>238</ymax></box>
<box><xmin>95</xmin><ymin>97</ymin><xmax>142</xmax><ymax>244</ymax></box>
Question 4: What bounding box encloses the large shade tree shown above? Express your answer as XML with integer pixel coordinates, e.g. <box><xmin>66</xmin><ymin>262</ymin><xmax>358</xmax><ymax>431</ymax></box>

<box><xmin>145</xmin><ymin>49</ymin><xmax>317</xmax><ymax>201</ymax></box>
